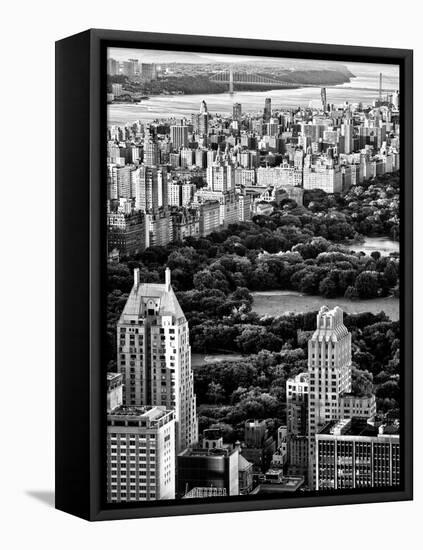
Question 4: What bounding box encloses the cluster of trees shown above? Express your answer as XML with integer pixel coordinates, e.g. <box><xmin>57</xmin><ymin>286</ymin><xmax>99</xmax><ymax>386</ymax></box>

<box><xmin>108</xmin><ymin>66</ymin><xmax>353</xmax><ymax>97</ymax></box>
<box><xmin>106</xmin><ymin>255</ymin><xmax>400</xmax><ymax>430</ymax></box>
<box><xmin>194</xmin><ymin>311</ymin><xmax>400</xmax><ymax>440</ymax></box>
<box><xmin>107</xmin><ymin>173</ymin><xmax>399</xmax><ymax>305</ymax></box>
<box><xmin>106</xmin><ymin>172</ymin><xmax>401</xmax><ymax>430</ymax></box>
<box><xmin>115</xmin><ymin>233</ymin><xmax>398</xmax><ymax>301</ymax></box>
<box><xmin>108</xmin><ymin>74</ymin><xmax>228</xmax><ymax>96</ymax></box>
<box><xmin>303</xmin><ymin>172</ymin><xmax>400</xmax><ymax>240</ymax></box>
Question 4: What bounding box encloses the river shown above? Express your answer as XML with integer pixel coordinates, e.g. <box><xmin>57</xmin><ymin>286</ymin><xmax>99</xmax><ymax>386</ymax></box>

<box><xmin>108</xmin><ymin>63</ymin><xmax>399</xmax><ymax>125</ymax></box>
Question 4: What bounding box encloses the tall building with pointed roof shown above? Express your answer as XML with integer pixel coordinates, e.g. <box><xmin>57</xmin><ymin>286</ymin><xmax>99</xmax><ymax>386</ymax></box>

<box><xmin>117</xmin><ymin>267</ymin><xmax>198</xmax><ymax>452</ymax></box>
<box><xmin>307</xmin><ymin>306</ymin><xmax>352</xmax><ymax>488</ymax></box>
<box><xmin>192</xmin><ymin>100</ymin><xmax>209</xmax><ymax>136</ymax></box>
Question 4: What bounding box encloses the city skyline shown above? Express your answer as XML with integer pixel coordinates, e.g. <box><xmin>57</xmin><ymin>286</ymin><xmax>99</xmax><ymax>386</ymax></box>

<box><xmin>107</xmin><ymin>47</ymin><xmax>400</xmax><ymax>83</ymax></box>
<box><xmin>106</xmin><ymin>45</ymin><xmax>401</xmax><ymax>504</ymax></box>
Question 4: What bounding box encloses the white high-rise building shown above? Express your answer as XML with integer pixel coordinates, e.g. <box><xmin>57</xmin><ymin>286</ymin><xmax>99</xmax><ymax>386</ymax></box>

<box><xmin>303</xmin><ymin>162</ymin><xmax>344</xmax><ymax>193</ymax></box>
<box><xmin>107</xmin><ymin>406</ymin><xmax>175</xmax><ymax>502</ymax></box>
<box><xmin>111</xmin><ymin>83</ymin><xmax>123</xmax><ymax>97</ymax></box>
<box><xmin>117</xmin><ymin>267</ymin><xmax>198</xmax><ymax>453</ymax></box>
<box><xmin>133</xmin><ymin>166</ymin><xmax>168</xmax><ymax>212</ymax></box>
<box><xmin>206</xmin><ymin>162</ymin><xmax>235</xmax><ymax>192</ymax></box>
<box><xmin>286</xmin><ymin>373</ymin><xmax>309</xmax><ymax>436</ymax></box>
<box><xmin>307</xmin><ymin>306</ymin><xmax>352</xmax><ymax>487</ymax></box>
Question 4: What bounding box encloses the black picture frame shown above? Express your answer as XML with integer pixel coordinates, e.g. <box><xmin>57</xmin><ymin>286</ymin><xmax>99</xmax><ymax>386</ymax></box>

<box><xmin>55</xmin><ymin>28</ymin><xmax>413</xmax><ymax>521</ymax></box>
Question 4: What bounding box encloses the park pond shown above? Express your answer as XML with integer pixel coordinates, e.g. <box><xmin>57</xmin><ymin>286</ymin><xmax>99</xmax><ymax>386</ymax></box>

<box><xmin>251</xmin><ymin>290</ymin><xmax>399</xmax><ymax>321</ymax></box>
<box><xmin>343</xmin><ymin>236</ymin><xmax>399</xmax><ymax>256</ymax></box>
<box><xmin>191</xmin><ymin>352</ymin><xmax>246</xmax><ymax>369</ymax></box>
<box><xmin>191</xmin><ymin>289</ymin><xmax>398</xmax><ymax>368</ymax></box>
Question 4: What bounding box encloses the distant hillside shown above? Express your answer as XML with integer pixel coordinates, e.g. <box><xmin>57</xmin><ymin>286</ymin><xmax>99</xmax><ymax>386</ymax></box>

<box><xmin>108</xmin><ymin>67</ymin><xmax>354</xmax><ymax>97</ymax></box>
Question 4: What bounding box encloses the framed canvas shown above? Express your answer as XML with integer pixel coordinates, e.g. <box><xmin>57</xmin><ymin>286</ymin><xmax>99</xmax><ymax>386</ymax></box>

<box><xmin>55</xmin><ymin>29</ymin><xmax>413</xmax><ymax>521</ymax></box>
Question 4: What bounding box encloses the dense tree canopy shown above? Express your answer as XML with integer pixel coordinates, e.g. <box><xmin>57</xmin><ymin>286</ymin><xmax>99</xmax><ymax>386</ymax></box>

<box><xmin>106</xmin><ymin>173</ymin><xmax>401</xmax><ymax>436</ymax></box>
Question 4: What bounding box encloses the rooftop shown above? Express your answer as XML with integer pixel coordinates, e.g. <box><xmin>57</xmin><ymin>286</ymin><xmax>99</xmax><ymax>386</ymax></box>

<box><xmin>311</xmin><ymin>306</ymin><xmax>349</xmax><ymax>342</ymax></box>
<box><xmin>238</xmin><ymin>454</ymin><xmax>253</xmax><ymax>472</ymax></box>
<box><xmin>341</xmin><ymin>391</ymin><xmax>375</xmax><ymax>400</ymax></box>
<box><xmin>250</xmin><ymin>476</ymin><xmax>304</xmax><ymax>494</ymax></box>
<box><xmin>178</xmin><ymin>446</ymin><xmax>235</xmax><ymax>458</ymax></box>
<box><xmin>120</xmin><ymin>267</ymin><xmax>185</xmax><ymax>322</ymax></box>
<box><xmin>319</xmin><ymin>417</ymin><xmax>399</xmax><ymax>438</ymax></box>
<box><xmin>108</xmin><ymin>405</ymin><xmax>170</xmax><ymax>421</ymax></box>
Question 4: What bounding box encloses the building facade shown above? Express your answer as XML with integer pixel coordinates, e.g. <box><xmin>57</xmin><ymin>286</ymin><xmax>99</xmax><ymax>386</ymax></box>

<box><xmin>107</xmin><ymin>406</ymin><xmax>175</xmax><ymax>502</ymax></box>
<box><xmin>286</xmin><ymin>372</ymin><xmax>309</xmax><ymax>435</ymax></box>
<box><xmin>308</xmin><ymin>306</ymin><xmax>352</xmax><ymax>487</ymax></box>
<box><xmin>117</xmin><ymin>268</ymin><xmax>198</xmax><ymax>453</ymax></box>
<box><xmin>177</xmin><ymin>446</ymin><xmax>239</xmax><ymax>497</ymax></box>
<box><xmin>316</xmin><ymin>418</ymin><xmax>400</xmax><ymax>490</ymax></box>
<box><xmin>107</xmin><ymin>210</ymin><xmax>146</xmax><ymax>257</ymax></box>
<box><xmin>107</xmin><ymin>372</ymin><xmax>123</xmax><ymax>413</ymax></box>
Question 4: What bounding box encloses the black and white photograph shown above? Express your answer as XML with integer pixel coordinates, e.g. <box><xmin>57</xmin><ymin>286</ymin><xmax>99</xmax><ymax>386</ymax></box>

<box><xmin>105</xmin><ymin>46</ymin><xmax>402</xmax><ymax>504</ymax></box>
<box><xmin>3</xmin><ymin>0</ymin><xmax>420</xmax><ymax>545</ymax></box>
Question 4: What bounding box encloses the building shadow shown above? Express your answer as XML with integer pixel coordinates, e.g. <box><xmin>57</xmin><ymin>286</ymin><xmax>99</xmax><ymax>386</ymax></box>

<box><xmin>26</xmin><ymin>490</ymin><xmax>55</xmax><ymax>508</ymax></box>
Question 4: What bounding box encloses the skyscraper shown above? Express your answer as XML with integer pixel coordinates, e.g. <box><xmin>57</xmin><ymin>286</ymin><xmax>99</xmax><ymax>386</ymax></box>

<box><xmin>264</xmin><ymin>97</ymin><xmax>272</xmax><ymax>122</ymax></box>
<box><xmin>170</xmin><ymin>124</ymin><xmax>189</xmax><ymax>150</ymax></box>
<box><xmin>122</xmin><ymin>59</ymin><xmax>139</xmax><ymax>77</ymax></box>
<box><xmin>233</xmin><ymin>102</ymin><xmax>242</xmax><ymax>123</ymax></box>
<box><xmin>140</xmin><ymin>63</ymin><xmax>157</xmax><ymax>81</ymax></box>
<box><xmin>192</xmin><ymin>100</ymin><xmax>209</xmax><ymax>136</ymax></box>
<box><xmin>117</xmin><ymin>268</ymin><xmax>198</xmax><ymax>453</ymax></box>
<box><xmin>342</xmin><ymin>121</ymin><xmax>354</xmax><ymax>154</ymax></box>
<box><xmin>133</xmin><ymin>166</ymin><xmax>168</xmax><ymax>212</ymax></box>
<box><xmin>286</xmin><ymin>373</ymin><xmax>309</xmax><ymax>436</ymax></box>
<box><xmin>286</xmin><ymin>373</ymin><xmax>309</xmax><ymax>478</ymax></box>
<box><xmin>200</xmin><ymin>99</ymin><xmax>208</xmax><ymax>114</ymax></box>
<box><xmin>308</xmin><ymin>306</ymin><xmax>352</xmax><ymax>487</ymax></box>
<box><xmin>143</xmin><ymin>138</ymin><xmax>160</xmax><ymax>167</ymax></box>
<box><xmin>107</xmin><ymin>58</ymin><xmax>120</xmax><ymax>76</ymax></box>
<box><xmin>320</xmin><ymin>87</ymin><xmax>327</xmax><ymax>112</ymax></box>
<box><xmin>206</xmin><ymin>151</ymin><xmax>235</xmax><ymax>192</ymax></box>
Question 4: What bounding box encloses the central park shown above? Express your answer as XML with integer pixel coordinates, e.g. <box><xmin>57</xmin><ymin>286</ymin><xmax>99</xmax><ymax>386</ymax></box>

<box><xmin>107</xmin><ymin>172</ymin><xmax>400</xmax><ymax>444</ymax></box>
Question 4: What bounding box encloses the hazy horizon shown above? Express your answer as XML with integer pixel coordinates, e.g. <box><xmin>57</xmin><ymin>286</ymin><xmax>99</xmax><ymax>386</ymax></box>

<box><xmin>107</xmin><ymin>47</ymin><xmax>399</xmax><ymax>82</ymax></box>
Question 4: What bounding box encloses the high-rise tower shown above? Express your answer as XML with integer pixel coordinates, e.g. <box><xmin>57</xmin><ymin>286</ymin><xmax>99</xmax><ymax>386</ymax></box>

<box><xmin>320</xmin><ymin>87</ymin><xmax>327</xmax><ymax>113</ymax></box>
<box><xmin>264</xmin><ymin>97</ymin><xmax>272</xmax><ymax>122</ymax></box>
<box><xmin>117</xmin><ymin>268</ymin><xmax>198</xmax><ymax>453</ymax></box>
<box><xmin>233</xmin><ymin>102</ymin><xmax>242</xmax><ymax>123</ymax></box>
<box><xmin>307</xmin><ymin>306</ymin><xmax>352</xmax><ymax>488</ymax></box>
<box><xmin>143</xmin><ymin>138</ymin><xmax>160</xmax><ymax>167</ymax></box>
<box><xmin>133</xmin><ymin>165</ymin><xmax>168</xmax><ymax>212</ymax></box>
<box><xmin>170</xmin><ymin>124</ymin><xmax>188</xmax><ymax>151</ymax></box>
<box><xmin>379</xmin><ymin>72</ymin><xmax>383</xmax><ymax>104</ymax></box>
<box><xmin>192</xmin><ymin>100</ymin><xmax>209</xmax><ymax>136</ymax></box>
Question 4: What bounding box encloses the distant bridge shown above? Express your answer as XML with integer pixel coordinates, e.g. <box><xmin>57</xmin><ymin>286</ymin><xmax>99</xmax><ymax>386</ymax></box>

<box><xmin>209</xmin><ymin>68</ymin><xmax>396</xmax><ymax>94</ymax></box>
<box><xmin>210</xmin><ymin>69</ymin><xmax>302</xmax><ymax>92</ymax></box>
